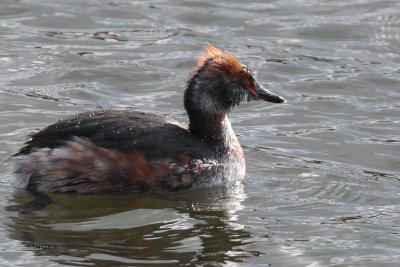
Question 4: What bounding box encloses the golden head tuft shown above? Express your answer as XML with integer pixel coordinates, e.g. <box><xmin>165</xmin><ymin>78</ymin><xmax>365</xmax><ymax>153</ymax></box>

<box><xmin>196</xmin><ymin>43</ymin><xmax>245</xmax><ymax>80</ymax></box>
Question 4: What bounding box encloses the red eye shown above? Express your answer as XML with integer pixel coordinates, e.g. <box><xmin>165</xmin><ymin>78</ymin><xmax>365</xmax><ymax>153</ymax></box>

<box><xmin>245</xmin><ymin>81</ymin><xmax>261</xmax><ymax>99</ymax></box>
<box><xmin>244</xmin><ymin>82</ymin><xmax>253</xmax><ymax>90</ymax></box>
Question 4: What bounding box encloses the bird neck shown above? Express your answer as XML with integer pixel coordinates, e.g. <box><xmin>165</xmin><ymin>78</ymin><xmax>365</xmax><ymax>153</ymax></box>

<box><xmin>188</xmin><ymin>111</ymin><xmax>233</xmax><ymax>145</ymax></box>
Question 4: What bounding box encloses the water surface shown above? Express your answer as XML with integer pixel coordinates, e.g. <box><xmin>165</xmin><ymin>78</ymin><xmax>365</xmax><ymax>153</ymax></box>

<box><xmin>0</xmin><ymin>0</ymin><xmax>399</xmax><ymax>266</ymax></box>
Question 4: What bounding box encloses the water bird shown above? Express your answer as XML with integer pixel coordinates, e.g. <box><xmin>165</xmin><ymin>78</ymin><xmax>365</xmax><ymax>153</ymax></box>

<box><xmin>6</xmin><ymin>44</ymin><xmax>285</xmax><ymax>213</ymax></box>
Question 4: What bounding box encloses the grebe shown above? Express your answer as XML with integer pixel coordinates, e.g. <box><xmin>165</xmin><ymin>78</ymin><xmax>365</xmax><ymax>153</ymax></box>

<box><xmin>6</xmin><ymin>44</ymin><xmax>285</xmax><ymax>213</ymax></box>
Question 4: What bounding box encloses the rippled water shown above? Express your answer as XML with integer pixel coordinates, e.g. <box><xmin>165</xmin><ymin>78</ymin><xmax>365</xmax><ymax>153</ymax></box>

<box><xmin>1</xmin><ymin>0</ymin><xmax>399</xmax><ymax>266</ymax></box>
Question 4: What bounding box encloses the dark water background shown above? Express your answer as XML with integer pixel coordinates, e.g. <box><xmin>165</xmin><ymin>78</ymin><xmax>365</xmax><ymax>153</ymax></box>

<box><xmin>0</xmin><ymin>0</ymin><xmax>399</xmax><ymax>266</ymax></box>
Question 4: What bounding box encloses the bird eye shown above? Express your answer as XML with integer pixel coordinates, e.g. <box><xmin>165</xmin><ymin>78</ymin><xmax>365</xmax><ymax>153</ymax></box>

<box><xmin>244</xmin><ymin>81</ymin><xmax>252</xmax><ymax>90</ymax></box>
<box><xmin>242</xmin><ymin>65</ymin><xmax>254</xmax><ymax>81</ymax></box>
<box><xmin>242</xmin><ymin>65</ymin><xmax>250</xmax><ymax>73</ymax></box>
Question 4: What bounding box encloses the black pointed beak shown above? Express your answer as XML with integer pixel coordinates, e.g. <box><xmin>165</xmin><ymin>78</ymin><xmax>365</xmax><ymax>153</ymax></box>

<box><xmin>253</xmin><ymin>83</ymin><xmax>286</xmax><ymax>103</ymax></box>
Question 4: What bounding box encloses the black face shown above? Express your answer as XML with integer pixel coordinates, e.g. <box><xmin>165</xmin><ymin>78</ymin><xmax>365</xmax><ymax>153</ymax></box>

<box><xmin>223</xmin><ymin>81</ymin><xmax>252</xmax><ymax>110</ymax></box>
<box><xmin>199</xmin><ymin>64</ymin><xmax>285</xmax><ymax>113</ymax></box>
<box><xmin>185</xmin><ymin>61</ymin><xmax>285</xmax><ymax>119</ymax></box>
<box><xmin>212</xmin><ymin>65</ymin><xmax>255</xmax><ymax>110</ymax></box>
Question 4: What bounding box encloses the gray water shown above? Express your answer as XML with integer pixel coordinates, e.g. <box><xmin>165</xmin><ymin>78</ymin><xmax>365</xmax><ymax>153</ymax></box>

<box><xmin>0</xmin><ymin>0</ymin><xmax>399</xmax><ymax>266</ymax></box>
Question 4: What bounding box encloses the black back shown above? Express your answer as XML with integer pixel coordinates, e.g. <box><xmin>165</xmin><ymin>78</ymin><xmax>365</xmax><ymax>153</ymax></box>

<box><xmin>15</xmin><ymin>110</ymin><xmax>214</xmax><ymax>160</ymax></box>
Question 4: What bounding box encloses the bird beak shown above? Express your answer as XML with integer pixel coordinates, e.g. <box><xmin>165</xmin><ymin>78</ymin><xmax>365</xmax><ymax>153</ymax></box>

<box><xmin>252</xmin><ymin>83</ymin><xmax>286</xmax><ymax>103</ymax></box>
